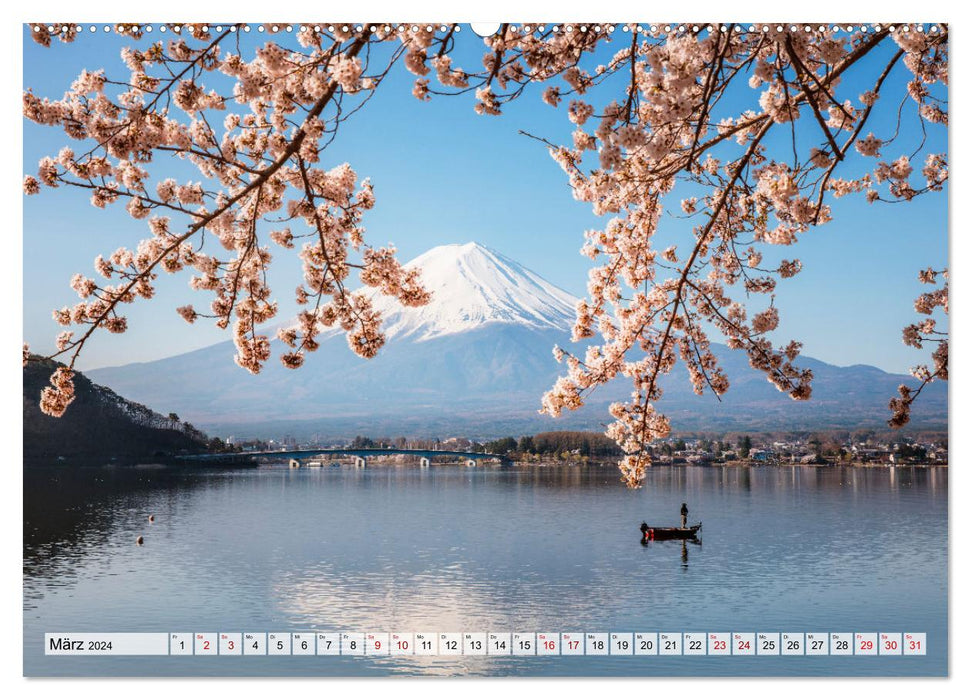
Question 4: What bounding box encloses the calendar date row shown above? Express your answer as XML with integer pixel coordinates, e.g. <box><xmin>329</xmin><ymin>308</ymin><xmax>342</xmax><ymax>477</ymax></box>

<box><xmin>47</xmin><ymin>632</ymin><xmax>926</xmax><ymax>657</ymax></box>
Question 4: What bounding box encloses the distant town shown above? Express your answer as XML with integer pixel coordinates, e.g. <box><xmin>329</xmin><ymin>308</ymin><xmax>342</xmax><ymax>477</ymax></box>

<box><xmin>213</xmin><ymin>429</ymin><xmax>948</xmax><ymax>468</ymax></box>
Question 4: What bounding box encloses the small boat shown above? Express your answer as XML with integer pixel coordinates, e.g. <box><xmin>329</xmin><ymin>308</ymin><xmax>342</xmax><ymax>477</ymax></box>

<box><xmin>640</xmin><ymin>522</ymin><xmax>702</xmax><ymax>541</ymax></box>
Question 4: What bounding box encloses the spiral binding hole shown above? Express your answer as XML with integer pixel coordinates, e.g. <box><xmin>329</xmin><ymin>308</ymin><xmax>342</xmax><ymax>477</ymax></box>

<box><xmin>26</xmin><ymin>22</ymin><xmax>943</xmax><ymax>39</ymax></box>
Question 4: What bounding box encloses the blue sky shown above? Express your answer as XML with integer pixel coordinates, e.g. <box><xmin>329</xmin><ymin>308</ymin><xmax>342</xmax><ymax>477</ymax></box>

<box><xmin>22</xmin><ymin>25</ymin><xmax>948</xmax><ymax>373</ymax></box>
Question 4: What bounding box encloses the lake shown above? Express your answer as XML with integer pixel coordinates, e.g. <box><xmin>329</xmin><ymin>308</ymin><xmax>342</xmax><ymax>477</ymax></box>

<box><xmin>23</xmin><ymin>462</ymin><xmax>948</xmax><ymax>676</ymax></box>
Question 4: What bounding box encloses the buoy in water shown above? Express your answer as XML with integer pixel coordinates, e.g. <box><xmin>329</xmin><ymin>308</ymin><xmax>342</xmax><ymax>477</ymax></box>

<box><xmin>148</xmin><ymin>515</ymin><xmax>155</xmax><ymax>523</ymax></box>
<box><xmin>136</xmin><ymin>535</ymin><xmax>144</xmax><ymax>545</ymax></box>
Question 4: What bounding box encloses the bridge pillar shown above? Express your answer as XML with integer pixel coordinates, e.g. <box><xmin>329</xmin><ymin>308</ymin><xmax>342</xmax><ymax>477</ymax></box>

<box><xmin>466</xmin><ymin>459</ymin><xmax>478</xmax><ymax>468</ymax></box>
<box><xmin>289</xmin><ymin>459</ymin><xmax>302</xmax><ymax>469</ymax></box>
<box><xmin>420</xmin><ymin>457</ymin><xmax>430</xmax><ymax>468</ymax></box>
<box><xmin>354</xmin><ymin>456</ymin><xmax>367</xmax><ymax>468</ymax></box>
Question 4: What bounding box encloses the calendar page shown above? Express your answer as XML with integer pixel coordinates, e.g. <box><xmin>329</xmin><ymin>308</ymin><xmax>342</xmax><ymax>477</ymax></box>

<box><xmin>21</xmin><ymin>11</ymin><xmax>949</xmax><ymax>681</ymax></box>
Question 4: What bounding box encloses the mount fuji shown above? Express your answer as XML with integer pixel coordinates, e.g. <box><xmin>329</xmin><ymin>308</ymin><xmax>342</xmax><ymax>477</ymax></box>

<box><xmin>360</xmin><ymin>242</ymin><xmax>578</xmax><ymax>341</ymax></box>
<box><xmin>88</xmin><ymin>242</ymin><xmax>946</xmax><ymax>438</ymax></box>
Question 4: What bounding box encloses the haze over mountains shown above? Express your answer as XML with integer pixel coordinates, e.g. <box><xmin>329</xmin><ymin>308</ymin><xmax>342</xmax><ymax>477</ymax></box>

<box><xmin>88</xmin><ymin>242</ymin><xmax>946</xmax><ymax>439</ymax></box>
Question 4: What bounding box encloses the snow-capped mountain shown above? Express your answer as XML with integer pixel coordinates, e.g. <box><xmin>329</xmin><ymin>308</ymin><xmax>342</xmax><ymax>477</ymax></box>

<box><xmin>90</xmin><ymin>241</ymin><xmax>585</xmax><ymax>430</ymax></box>
<box><xmin>88</xmin><ymin>242</ymin><xmax>946</xmax><ymax>438</ymax></box>
<box><xmin>355</xmin><ymin>242</ymin><xmax>578</xmax><ymax>341</ymax></box>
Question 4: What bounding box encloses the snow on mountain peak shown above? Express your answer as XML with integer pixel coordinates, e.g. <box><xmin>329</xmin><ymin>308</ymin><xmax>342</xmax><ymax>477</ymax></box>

<box><xmin>372</xmin><ymin>241</ymin><xmax>579</xmax><ymax>341</ymax></box>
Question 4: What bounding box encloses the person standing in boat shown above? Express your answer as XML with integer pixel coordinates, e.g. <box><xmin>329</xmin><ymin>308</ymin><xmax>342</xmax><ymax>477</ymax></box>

<box><xmin>680</xmin><ymin>503</ymin><xmax>689</xmax><ymax>528</ymax></box>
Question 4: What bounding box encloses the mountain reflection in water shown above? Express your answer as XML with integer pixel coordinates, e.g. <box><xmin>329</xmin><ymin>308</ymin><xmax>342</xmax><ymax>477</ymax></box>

<box><xmin>24</xmin><ymin>463</ymin><xmax>947</xmax><ymax>677</ymax></box>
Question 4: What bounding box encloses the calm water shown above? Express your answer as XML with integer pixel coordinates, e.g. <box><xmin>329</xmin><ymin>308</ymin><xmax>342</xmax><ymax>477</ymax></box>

<box><xmin>23</xmin><ymin>463</ymin><xmax>948</xmax><ymax>676</ymax></box>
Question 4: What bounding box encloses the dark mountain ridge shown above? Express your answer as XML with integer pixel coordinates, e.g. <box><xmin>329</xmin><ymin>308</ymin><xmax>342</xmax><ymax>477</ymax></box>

<box><xmin>23</xmin><ymin>358</ymin><xmax>209</xmax><ymax>465</ymax></box>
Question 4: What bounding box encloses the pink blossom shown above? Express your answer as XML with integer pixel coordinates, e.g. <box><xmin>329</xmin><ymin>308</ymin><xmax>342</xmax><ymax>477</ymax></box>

<box><xmin>39</xmin><ymin>367</ymin><xmax>75</xmax><ymax>417</ymax></box>
<box><xmin>855</xmin><ymin>133</ymin><xmax>883</xmax><ymax>157</ymax></box>
<box><xmin>176</xmin><ymin>305</ymin><xmax>198</xmax><ymax>324</ymax></box>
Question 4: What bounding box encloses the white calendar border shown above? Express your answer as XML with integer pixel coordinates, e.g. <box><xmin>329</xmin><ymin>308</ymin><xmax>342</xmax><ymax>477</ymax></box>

<box><xmin>5</xmin><ymin>0</ymin><xmax>964</xmax><ymax>697</ymax></box>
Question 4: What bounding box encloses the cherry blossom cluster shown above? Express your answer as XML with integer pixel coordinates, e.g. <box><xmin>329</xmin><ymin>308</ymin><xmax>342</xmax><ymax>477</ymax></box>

<box><xmin>24</xmin><ymin>22</ymin><xmax>463</xmax><ymax>415</ymax></box>
<box><xmin>889</xmin><ymin>267</ymin><xmax>948</xmax><ymax>429</ymax></box>
<box><xmin>422</xmin><ymin>23</ymin><xmax>947</xmax><ymax>486</ymax></box>
<box><xmin>24</xmin><ymin>23</ymin><xmax>948</xmax><ymax>490</ymax></box>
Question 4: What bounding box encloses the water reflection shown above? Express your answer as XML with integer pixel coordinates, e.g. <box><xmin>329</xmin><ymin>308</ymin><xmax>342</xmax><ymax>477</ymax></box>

<box><xmin>23</xmin><ymin>463</ymin><xmax>947</xmax><ymax>677</ymax></box>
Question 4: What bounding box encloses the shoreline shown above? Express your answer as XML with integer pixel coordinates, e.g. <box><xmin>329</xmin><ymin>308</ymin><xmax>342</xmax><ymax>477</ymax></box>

<box><xmin>23</xmin><ymin>459</ymin><xmax>949</xmax><ymax>470</ymax></box>
<box><xmin>518</xmin><ymin>460</ymin><xmax>948</xmax><ymax>469</ymax></box>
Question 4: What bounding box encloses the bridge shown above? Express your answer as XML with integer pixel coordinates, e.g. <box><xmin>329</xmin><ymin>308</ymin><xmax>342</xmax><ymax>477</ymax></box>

<box><xmin>175</xmin><ymin>447</ymin><xmax>512</xmax><ymax>469</ymax></box>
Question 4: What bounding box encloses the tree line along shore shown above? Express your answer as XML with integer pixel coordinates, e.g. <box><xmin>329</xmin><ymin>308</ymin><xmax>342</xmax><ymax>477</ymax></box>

<box><xmin>225</xmin><ymin>430</ymin><xmax>947</xmax><ymax>468</ymax></box>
